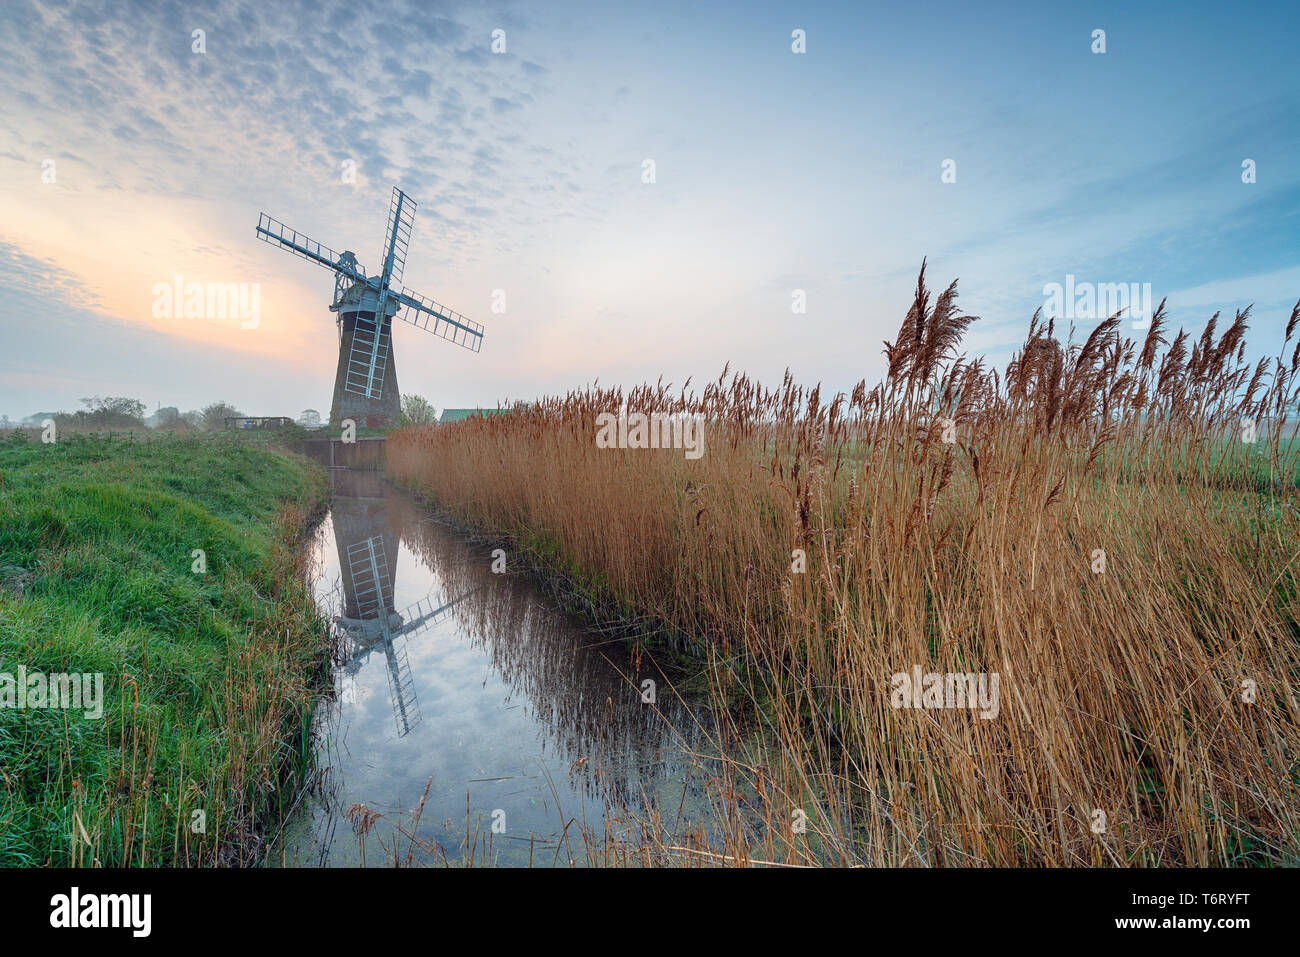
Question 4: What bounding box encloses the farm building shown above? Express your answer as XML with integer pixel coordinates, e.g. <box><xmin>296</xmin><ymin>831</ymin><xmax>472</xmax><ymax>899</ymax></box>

<box><xmin>438</xmin><ymin>407</ymin><xmax>518</xmax><ymax>424</ymax></box>
<box><xmin>224</xmin><ymin>416</ymin><xmax>295</xmax><ymax>429</ymax></box>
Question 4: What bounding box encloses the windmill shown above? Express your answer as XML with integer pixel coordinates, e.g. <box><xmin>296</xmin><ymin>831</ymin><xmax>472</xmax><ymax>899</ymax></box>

<box><xmin>256</xmin><ymin>186</ymin><xmax>483</xmax><ymax>427</ymax></box>
<box><xmin>332</xmin><ymin>532</ymin><xmax>476</xmax><ymax>737</ymax></box>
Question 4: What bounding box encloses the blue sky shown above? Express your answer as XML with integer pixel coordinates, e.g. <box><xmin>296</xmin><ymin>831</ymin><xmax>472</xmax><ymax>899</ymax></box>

<box><xmin>1</xmin><ymin>0</ymin><xmax>1296</xmax><ymax>419</ymax></box>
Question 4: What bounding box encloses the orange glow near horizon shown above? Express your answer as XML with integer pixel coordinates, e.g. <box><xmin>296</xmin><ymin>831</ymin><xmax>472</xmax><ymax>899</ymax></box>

<box><xmin>2</xmin><ymin>168</ymin><xmax>338</xmax><ymax>370</ymax></box>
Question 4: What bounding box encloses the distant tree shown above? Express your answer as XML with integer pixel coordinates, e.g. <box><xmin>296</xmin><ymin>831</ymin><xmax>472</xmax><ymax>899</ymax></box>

<box><xmin>400</xmin><ymin>394</ymin><xmax>438</xmax><ymax>426</ymax></box>
<box><xmin>154</xmin><ymin>406</ymin><xmax>183</xmax><ymax>428</ymax></box>
<box><xmin>75</xmin><ymin>396</ymin><xmax>146</xmax><ymax>428</ymax></box>
<box><xmin>157</xmin><ymin>407</ymin><xmax>199</xmax><ymax>431</ymax></box>
<box><xmin>297</xmin><ymin>408</ymin><xmax>322</xmax><ymax>427</ymax></box>
<box><xmin>199</xmin><ymin>401</ymin><xmax>243</xmax><ymax>430</ymax></box>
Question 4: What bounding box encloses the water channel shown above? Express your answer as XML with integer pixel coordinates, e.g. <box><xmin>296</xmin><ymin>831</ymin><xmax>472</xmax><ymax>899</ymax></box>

<box><xmin>274</xmin><ymin>465</ymin><xmax>714</xmax><ymax>866</ymax></box>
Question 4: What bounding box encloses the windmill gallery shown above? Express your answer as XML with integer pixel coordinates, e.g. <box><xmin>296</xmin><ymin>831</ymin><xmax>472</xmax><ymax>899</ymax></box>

<box><xmin>255</xmin><ymin>186</ymin><xmax>485</xmax><ymax>427</ymax></box>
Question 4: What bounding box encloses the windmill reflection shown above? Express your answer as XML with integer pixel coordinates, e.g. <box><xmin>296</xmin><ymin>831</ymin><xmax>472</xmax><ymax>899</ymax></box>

<box><xmin>313</xmin><ymin>463</ymin><xmax>708</xmax><ymax>814</ymax></box>
<box><xmin>332</xmin><ymin>540</ymin><xmax>475</xmax><ymax>738</ymax></box>
<box><xmin>384</xmin><ymin>488</ymin><xmax>705</xmax><ymax>808</ymax></box>
<box><xmin>324</xmin><ymin>468</ymin><xmax>474</xmax><ymax>737</ymax></box>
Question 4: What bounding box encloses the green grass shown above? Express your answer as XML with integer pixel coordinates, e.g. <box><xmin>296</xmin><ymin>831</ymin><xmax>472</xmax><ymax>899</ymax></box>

<box><xmin>0</xmin><ymin>431</ymin><xmax>329</xmax><ymax>866</ymax></box>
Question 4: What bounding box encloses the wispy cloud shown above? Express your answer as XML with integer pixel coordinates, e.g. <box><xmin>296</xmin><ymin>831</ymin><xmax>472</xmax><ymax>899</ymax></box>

<box><xmin>0</xmin><ymin>0</ymin><xmax>1296</xmax><ymax>418</ymax></box>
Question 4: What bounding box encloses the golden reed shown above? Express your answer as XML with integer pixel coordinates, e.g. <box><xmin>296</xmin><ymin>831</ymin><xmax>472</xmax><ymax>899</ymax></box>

<box><xmin>389</xmin><ymin>263</ymin><xmax>1300</xmax><ymax>866</ymax></box>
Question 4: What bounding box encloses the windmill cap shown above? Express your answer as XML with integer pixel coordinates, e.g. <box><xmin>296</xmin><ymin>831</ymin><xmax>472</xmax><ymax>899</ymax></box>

<box><xmin>330</xmin><ymin>283</ymin><xmax>400</xmax><ymax>317</ymax></box>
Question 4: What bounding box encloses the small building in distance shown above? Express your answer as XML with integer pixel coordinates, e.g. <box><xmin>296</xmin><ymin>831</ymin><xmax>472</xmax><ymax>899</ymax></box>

<box><xmin>438</xmin><ymin>407</ymin><xmax>516</xmax><ymax>424</ymax></box>
<box><xmin>297</xmin><ymin>408</ymin><xmax>324</xmax><ymax>428</ymax></box>
<box><xmin>224</xmin><ymin>416</ymin><xmax>295</xmax><ymax>430</ymax></box>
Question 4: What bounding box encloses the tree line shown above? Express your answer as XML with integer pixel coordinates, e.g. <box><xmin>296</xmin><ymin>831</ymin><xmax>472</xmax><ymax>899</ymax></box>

<box><xmin>2</xmin><ymin>394</ymin><xmax>442</xmax><ymax>431</ymax></box>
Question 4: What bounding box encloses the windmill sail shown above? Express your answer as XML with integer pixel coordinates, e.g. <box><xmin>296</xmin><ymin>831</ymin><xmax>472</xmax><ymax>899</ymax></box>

<box><xmin>379</xmin><ymin>187</ymin><xmax>416</xmax><ymax>287</ymax></box>
<box><xmin>394</xmin><ymin>287</ymin><xmax>484</xmax><ymax>352</ymax></box>
<box><xmin>384</xmin><ymin>637</ymin><xmax>420</xmax><ymax>736</ymax></box>
<box><xmin>343</xmin><ymin>314</ymin><xmax>392</xmax><ymax>400</ymax></box>
<box><xmin>255</xmin><ymin>215</ymin><xmax>366</xmax><ymax>283</ymax></box>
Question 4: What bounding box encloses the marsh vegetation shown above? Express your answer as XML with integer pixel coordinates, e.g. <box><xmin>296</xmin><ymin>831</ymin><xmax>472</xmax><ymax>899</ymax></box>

<box><xmin>389</xmin><ymin>265</ymin><xmax>1300</xmax><ymax>866</ymax></box>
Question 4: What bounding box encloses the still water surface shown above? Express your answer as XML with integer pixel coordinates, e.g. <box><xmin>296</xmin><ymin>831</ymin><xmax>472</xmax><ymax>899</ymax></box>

<box><xmin>275</xmin><ymin>469</ymin><xmax>710</xmax><ymax>866</ymax></box>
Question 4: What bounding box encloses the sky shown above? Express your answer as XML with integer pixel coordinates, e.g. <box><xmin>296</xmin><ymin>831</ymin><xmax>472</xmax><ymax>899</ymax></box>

<box><xmin>1</xmin><ymin>0</ymin><xmax>1297</xmax><ymax>420</ymax></box>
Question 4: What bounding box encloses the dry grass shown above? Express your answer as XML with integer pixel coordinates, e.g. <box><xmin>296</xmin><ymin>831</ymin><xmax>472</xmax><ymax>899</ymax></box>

<box><xmin>388</xmin><ymin>263</ymin><xmax>1300</xmax><ymax>866</ymax></box>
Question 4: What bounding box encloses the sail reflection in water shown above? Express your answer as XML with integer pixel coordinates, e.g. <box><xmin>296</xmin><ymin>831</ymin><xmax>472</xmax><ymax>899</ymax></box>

<box><xmin>277</xmin><ymin>470</ymin><xmax>709</xmax><ymax>866</ymax></box>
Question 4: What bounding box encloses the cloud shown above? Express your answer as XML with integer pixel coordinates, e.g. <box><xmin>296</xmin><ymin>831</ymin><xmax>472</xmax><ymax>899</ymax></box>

<box><xmin>1</xmin><ymin>0</ymin><xmax>1296</xmax><ymax>417</ymax></box>
<box><xmin>0</xmin><ymin>241</ymin><xmax>105</xmax><ymax>312</ymax></box>
<box><xmin>1168</xmin><ymin>266</ymin><xmax>1300</xmax><ymax>312</ymax></box>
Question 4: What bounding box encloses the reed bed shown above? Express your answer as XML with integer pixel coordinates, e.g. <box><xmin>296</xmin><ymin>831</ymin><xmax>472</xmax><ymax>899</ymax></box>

<box><xmin>388</xmin><ymin>264</ymin><xmax>1300</xmax><ymax>866</ymax></box>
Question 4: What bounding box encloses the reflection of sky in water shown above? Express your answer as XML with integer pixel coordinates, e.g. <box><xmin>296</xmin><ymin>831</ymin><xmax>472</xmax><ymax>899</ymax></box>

<box><xmin>274</xmin><ymin>473</ymin><xmax>709</xmax><ymax>867</ymax></box>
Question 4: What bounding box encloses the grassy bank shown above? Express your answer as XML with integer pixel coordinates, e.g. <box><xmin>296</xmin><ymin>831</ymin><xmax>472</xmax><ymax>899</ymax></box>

<box><xmin>389</xmin><ymin>269</ymin><xmax>1300</xmax><ymax>866</ymax></box>
<box><xmin>0</xmin><ymin>431</ymin><xmax>329</xmax><ymax>865</ymax></box>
